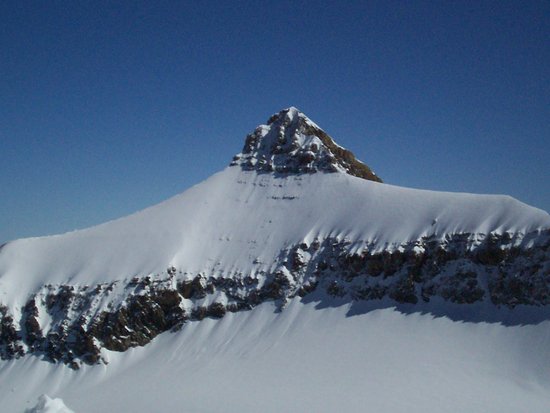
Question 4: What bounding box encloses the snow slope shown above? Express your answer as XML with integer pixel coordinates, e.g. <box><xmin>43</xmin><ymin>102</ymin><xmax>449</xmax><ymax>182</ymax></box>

<box><xmin>1</xmin><ymin>167</ymin><xmax>549</xmax><ymax>309</ymax></box>
<box><xmin>2</xmin><ymin>299</ymin><xmax>550</xmax><ymax>413</ymax></box>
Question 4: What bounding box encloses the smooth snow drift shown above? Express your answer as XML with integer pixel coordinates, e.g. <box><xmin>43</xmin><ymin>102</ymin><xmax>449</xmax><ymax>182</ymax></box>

<box><xmin>2</xmin><ymin>299</ymin><xmax>550</xmax><ymax>413</ymax></box>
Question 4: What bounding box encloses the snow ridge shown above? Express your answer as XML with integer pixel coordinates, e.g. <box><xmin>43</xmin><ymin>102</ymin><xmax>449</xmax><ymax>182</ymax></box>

<box><xmin>25</xmin><ymin>394</ymin><xmax>74</xmax><ymax>413</ymax></box>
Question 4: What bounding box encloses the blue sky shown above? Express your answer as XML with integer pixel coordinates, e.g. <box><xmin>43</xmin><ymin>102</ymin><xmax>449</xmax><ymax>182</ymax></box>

<box><xmin>1</xmin><ymin>1</ymin><xmax>549</xmax><ymax>243</ymax></box>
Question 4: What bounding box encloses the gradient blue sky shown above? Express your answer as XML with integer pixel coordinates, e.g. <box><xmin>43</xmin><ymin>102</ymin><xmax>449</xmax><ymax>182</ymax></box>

<box><xmin>1</xmin><ymin>1</ymin><xmax>549</xmax><ymax>243</ymax></box>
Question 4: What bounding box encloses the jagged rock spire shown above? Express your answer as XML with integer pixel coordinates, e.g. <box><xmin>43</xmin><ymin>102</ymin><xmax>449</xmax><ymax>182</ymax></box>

<box><xmin>230</xmin><ymin>107</ymin><xmax>382</xmax><ymax>182</ymax></box>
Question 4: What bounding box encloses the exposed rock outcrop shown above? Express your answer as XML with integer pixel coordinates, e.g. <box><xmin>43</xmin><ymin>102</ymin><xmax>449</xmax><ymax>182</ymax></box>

<box><xmin>1</xmin><ymin>229</ymin><xmax>548</xmax><ymax>368</ymax></box>
<box><xmin>231</xmin><ymin>107</ymin><xmax>382</xmax><ymax>182</ymax></box>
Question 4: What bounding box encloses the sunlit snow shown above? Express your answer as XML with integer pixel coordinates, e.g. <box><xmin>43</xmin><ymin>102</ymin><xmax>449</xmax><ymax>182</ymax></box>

<box><xmin>1</xmin><ymin>108</ymin><xmax>549</xmax><ymax>412</ymax></box>
<box><xmin>2</xmin><ymin>300</ymin><xmax>550</xmax><ymax>412</ymax></box>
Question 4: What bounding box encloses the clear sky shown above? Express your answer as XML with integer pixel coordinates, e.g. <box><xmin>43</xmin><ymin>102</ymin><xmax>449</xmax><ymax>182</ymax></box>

<box><xmin>1</xmin><ymin>1</ymin><xmax>549</xmax><ymax>243</ymax></box>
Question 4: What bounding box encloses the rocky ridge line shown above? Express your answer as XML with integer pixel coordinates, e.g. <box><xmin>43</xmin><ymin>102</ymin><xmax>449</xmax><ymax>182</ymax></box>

<box><xmin>1</xmin><ymin>229</ymin><xmax>548</xmax><ymax>369</ymax></box>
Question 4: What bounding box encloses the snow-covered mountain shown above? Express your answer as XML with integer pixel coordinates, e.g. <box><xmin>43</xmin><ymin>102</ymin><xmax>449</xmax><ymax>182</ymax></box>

<box><xmin>1</xmin><ymin>107</ymin><xmax>550</xmax><ymax>412</ymax></box>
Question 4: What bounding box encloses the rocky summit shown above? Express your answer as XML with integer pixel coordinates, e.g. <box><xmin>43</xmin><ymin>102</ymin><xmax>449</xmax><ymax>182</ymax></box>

<box><xmin>231</xmin><ymin>107</ymin><xmax>382</xmax><ymax>182</ymax></box>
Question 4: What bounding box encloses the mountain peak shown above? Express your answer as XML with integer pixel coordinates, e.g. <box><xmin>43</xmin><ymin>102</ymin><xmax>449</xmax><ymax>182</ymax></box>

<box><xmin>230</xmin><ymin>107</ymin><xmax>382</xmax><ymax>182</ymax></box>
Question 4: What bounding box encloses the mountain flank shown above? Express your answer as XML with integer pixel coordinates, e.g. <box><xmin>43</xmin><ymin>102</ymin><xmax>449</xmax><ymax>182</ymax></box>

<box><xmin>0</xmin><ymin>107</ymin><xmax>549</xmax><ymax>369</ymax></box>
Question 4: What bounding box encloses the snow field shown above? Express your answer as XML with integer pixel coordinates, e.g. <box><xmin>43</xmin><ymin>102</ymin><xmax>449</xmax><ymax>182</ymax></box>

<box><xmin>2</xmin><ymin>299</ymin><xmax>550</xmax><ymax>413</ymax></box>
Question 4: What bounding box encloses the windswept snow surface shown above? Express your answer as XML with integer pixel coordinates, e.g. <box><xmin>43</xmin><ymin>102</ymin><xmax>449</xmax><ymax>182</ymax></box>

<box><xmin>2</xmin><ymin>299</ymin><xmax>550</xmax><ymax>413</ymax></box>
<box><xmin>1</xmin><ymin>167</ymin><xmax>549</xmax><ymax>308</ymax></box>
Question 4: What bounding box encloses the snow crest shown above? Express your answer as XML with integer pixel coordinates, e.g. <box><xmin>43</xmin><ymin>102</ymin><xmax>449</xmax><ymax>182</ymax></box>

<box><xmin>25</xmin><ymin>394</ymin><xmax>74</xmax><ymax>413</ymax></box>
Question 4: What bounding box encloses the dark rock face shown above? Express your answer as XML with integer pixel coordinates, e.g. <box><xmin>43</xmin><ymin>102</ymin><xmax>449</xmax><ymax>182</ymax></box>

<box><xmin>0</xmin><ymin>305</ymin><xmax>24</xmax><ymax>359</ymax></box>
<box><xmin>0</xmin><ymin>229</ymin><xmax>548</xmax><ymax>368</ymax></box>
<box><xmin>231</xmin><ymin>108</ymin><xmax>382</xmax><ymax>183</ymax></box>
<box><xmin>22</xmin><ymin>299</ymin><xmax>42</xmax><ymax>351</ymax></box>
